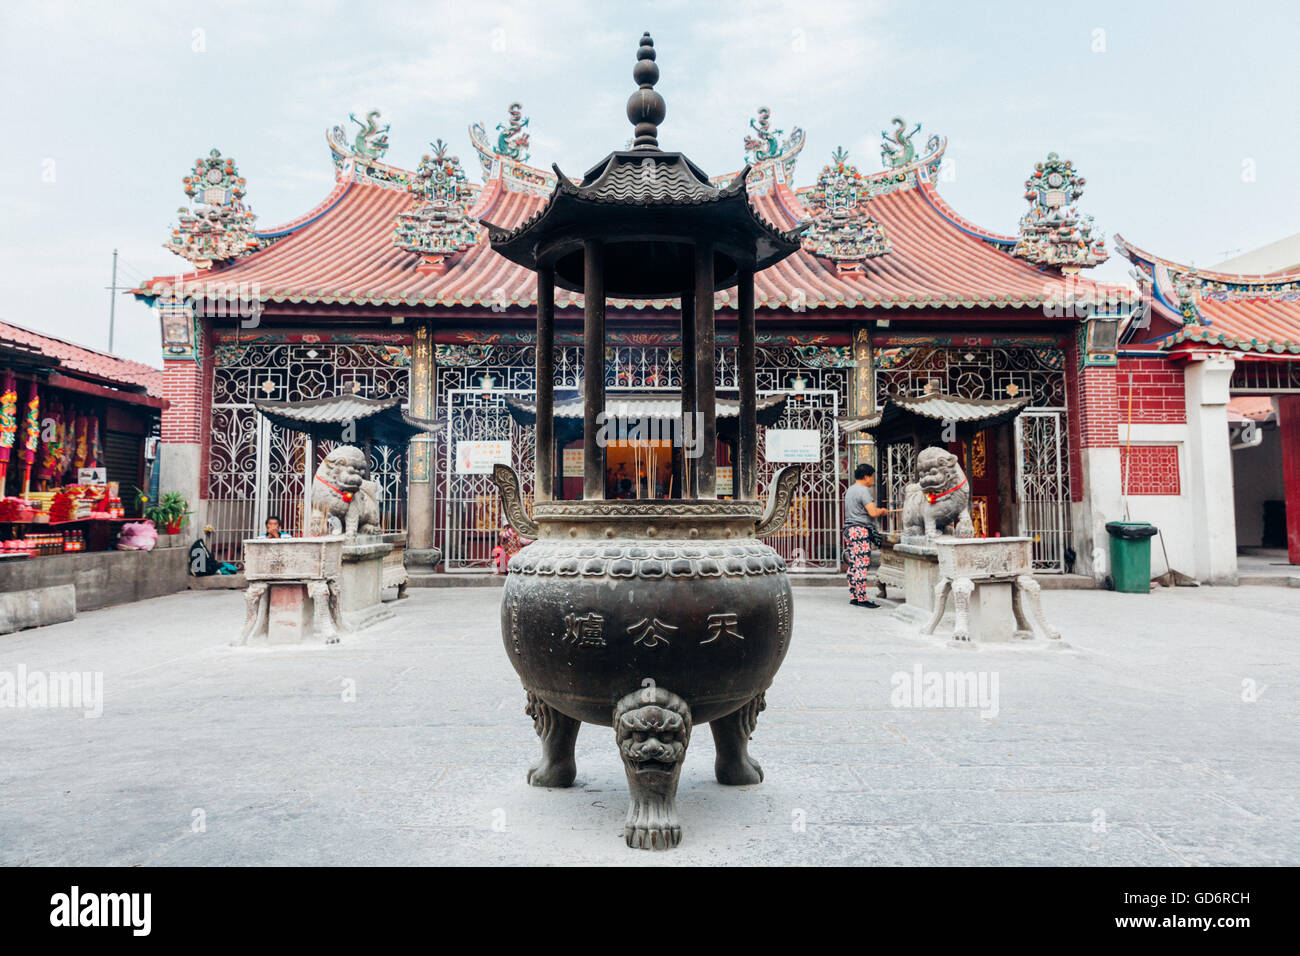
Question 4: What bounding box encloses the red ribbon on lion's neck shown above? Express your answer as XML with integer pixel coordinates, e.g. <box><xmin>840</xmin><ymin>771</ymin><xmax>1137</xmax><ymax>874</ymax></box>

<box><xmin>925</xmin><ymin>476</ymin><xmax>967</xmax><ymax>505</ymax></box>
<box><xmin>315</xmin><ymin>474</ymin><xmax>354</xmax><ymax>503</ymax></box>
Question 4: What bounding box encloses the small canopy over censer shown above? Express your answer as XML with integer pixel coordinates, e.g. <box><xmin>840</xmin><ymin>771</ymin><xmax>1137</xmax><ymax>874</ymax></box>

<box><xmin>485</xmin><ymin>33</ymin><xmax>807</xmax><ymax>852</ymax></box>
<box><xmin>252</xmin><ymin>393</ymin><xmax>441</xmax><ymax>479</ymax></box>
<box><xmin>483</xmin><ymin>32</ymin><xmax>804</xmax><ymax>504</ymax></box>
<box><xmin>252</xmin><ymin>393</ymin><xmax>441</xmax><ymax>446</ymax></box>
<box><xmin>840</xmin><ymin>391</ymin><xmax>1029</xmax><ymax>447</ymax></box>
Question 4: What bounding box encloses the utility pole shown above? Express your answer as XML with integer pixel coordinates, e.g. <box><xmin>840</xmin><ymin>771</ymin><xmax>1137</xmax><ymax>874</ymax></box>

<box><xmin>107</xmin><ymin>248</ymin><xmax>119</xmax><ymax>353</ymax></box>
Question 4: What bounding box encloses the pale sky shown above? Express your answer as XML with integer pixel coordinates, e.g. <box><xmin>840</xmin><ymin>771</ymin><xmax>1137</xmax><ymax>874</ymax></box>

<box><xmin>2</xmin><ymin>0</ymin><xmax>1297</xmax><ymax>367</ymax></box>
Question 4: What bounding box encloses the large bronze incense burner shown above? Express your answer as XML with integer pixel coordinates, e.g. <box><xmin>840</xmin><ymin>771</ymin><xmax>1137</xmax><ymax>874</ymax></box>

<box><xmin>486</xmin><ymin>33</ymin><xmax>806</xmax><ymax>850</ymax></box>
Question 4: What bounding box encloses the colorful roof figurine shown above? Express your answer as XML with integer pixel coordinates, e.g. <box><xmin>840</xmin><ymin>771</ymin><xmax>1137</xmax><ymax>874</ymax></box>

<box><xmin>164</xmin><ymin>149</ymin><xmax>261</xmax><ymax>269</ymax></box>
<box><xmin>392</xmin><ymin>139</ymin><xmax>481</xmax><ymax>273</ymax></box>
<box><xmin>744</xmin><ymin>107</ymin><xmax>802</xmax><ymax>165</ymax></box>
<box><xmin>1116</xmin><ymin>235</ymin><xmax>1300</xmax><ymax>355</ymax></box>
<box><xmin>880</xmin><ymin>117</ymin><xmax>922</xmax><ymax>169</ymax></box>
<box><xmin>136</xmin><ymin>82</ymin><xmax>1125</xmax><ymax>315</ymax></box>
<box><xmin>1012</xmin><ymin>152</ymin><xmax>1107</xmax><ymax>271</ymax></box>
<box><xmin>495</xmin><ymin>103</ymin><xmax>531</xmax><ymax>161</ymax></box>
<box><xmin>348</xmin><ymin>110</ymin><xmax>390</xmax><ymax>160</ymax></box>
<box><xmin>800</xmin><ymin>146</ymin><xmax>890</xmax><ymax>273</ymax></box>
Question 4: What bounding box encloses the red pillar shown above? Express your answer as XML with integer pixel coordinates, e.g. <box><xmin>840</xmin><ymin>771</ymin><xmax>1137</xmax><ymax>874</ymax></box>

<box><xmin>1279</xmin><ymin>394</ymin><xmax>1300</xmax><ymax>564</ymax></box>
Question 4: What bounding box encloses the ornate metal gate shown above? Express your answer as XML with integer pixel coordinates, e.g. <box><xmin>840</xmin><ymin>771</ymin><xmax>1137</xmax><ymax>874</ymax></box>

<box><xmin>873</xmin><ymin>341</ymin><xmax>1072</xmax><ymax>570</ymax></box>
<box><xmin>756</xmin><ymin>388</ymin><xmax>842</xmax><ymax>570</ymax></box>
<box><xmin>441</xmin><ymin>388</ymin><xmax>536</xmax><ymax>571</ymax></box>
<box><xmin>1015</xmin><ymin>409</ymin><xmax>1069</xmax><ymax>572</ymax></box>
<box><xmin>207</xmin><ymin>341</ymin><xmax>410</xmax><ymax>566</ymax></box>
<box><xmin>434</xmin><ymin>341</ymin><xmax>851</xmax><ymax>572</ymax></box>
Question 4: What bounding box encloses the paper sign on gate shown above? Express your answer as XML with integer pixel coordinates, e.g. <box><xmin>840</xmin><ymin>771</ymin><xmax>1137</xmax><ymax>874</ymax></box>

<box><xmin>764</xmin><ymin>429</ymin><xmax>820</xmax><ymax>463</ymax></box>
<box><xmin>456</xmin><ymin>440</ymin><xmax>512</xmax><ymax>474</ymax></box>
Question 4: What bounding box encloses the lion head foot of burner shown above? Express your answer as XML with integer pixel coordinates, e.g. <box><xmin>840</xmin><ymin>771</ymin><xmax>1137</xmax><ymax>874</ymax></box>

<box><xmin>615</xmin><ymin>686</ymin><xmax>692</xmax><ymax>850</ymax></box>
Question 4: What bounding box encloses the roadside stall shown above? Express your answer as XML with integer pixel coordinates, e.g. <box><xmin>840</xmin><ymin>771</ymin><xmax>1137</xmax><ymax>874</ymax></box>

<box><xmin>0</xmin><ymin>321</ymin><xmax>183</xmax><ymax>626</ymax></box>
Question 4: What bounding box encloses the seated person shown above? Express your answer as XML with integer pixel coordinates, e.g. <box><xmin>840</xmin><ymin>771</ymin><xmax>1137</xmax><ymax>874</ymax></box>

<box><xmin>262</xmin><ymin>515</ymin><xmax>290</xmax><ymax>539</ymax></box>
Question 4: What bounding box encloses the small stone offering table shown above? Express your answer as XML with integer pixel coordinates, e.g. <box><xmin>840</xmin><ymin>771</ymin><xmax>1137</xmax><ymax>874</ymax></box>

<box><xmin>238</xmin><ymin>536</ymin><xmax>345</xmax><ymax>645</ymax></box>
<box><xmin>923</xmin><ymin>536</ymin><xmax>1060</xmax><ymax>645</ymax></box>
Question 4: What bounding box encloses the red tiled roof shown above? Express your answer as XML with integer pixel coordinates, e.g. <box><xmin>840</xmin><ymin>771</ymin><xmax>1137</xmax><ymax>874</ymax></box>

<box><xmin>1116</xmin><ymin>235</ymin><xmax>1300</xmax><ymax>355</ymax></box>
<box><xmin>1228</xmin><ymin>396</ymin><xmax>1274</xmax><ymax>421</ymax></box>
<box><xmin>0</xmin><ymin>320</ymin><xmax>164</xmax><ymax>397</ymax></box>
<box><xmin>139</xmin><ymin>150</ymin><xmax>1118</xmax><ymax>316</ymax></box>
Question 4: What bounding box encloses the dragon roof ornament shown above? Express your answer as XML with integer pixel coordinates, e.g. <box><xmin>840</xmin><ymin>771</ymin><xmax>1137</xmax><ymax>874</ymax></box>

<box><xmin>496</xmin><ymin>103</ymin><xmax>531</xmax><ymax>161</ymax></box>
<box><xmin>348</xmin><ymin>110</ymin><xmax>390</xmax><ymax>160</ymax></box>
<box><xmin>881</xmin><ymin>117</ymin><xmax>921</xmax><ymax>169</ymax></box>
<box><xmin>164</xmin><ymin>148</ymin><xmax>261</xmax><ymax>268</ymax></box>
<box><xmin>1013</xmin><ymin>152</ymin><xmax>1107</xmax><ymax>271</ymax></box>
<box><xmin>469</xmin><ymin>103</ymin><xmax>554</xmax><ymax>197</ymax></box>
<box><xmin>393</xmin><ymin>139</ymin><xmax>481</xmax><ymax>271</ymax></box>
<box><xmin>800</xmin><ymin>146</ymin><xmax>890</xmax><ymax>273</ymax></box>
<box><xmin>744</xmin><ymin>107</ymin><xmax>803</xmax><ymax>164</ymax></box>
<box><xmin>325</xmin><ymin>109</ymin><xmax>412</xmax><ymax>189</ymax></box>
<box><xmin>739</xmin><ymin>107</ymin><xmax>806</xmax><ymax>195</ymax></box>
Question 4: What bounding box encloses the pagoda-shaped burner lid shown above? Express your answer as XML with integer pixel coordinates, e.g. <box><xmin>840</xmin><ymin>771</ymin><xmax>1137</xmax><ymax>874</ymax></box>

<box><xmin>484</xmin><ymin>32</ymin><xmax>804</xmax><ymax>298</ymax></box>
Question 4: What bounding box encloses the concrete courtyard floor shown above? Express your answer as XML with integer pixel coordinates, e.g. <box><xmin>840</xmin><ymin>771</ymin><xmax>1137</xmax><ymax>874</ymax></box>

<box><xmin>1</xmin><ymin>582</ymin><xmax>1297</xmax><ymax>866</ymax></box>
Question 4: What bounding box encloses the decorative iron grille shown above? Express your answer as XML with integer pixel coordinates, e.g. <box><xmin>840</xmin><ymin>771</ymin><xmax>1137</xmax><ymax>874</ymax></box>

<box><xmin>207</xmin><ymin>342</ymin><xmax>410</xmax><ymax>566</ymax></box>
<box><xmin>871</xmin><ymin>343</ymin><xmax>1071</xmax><ymax>570</ymax></box>
<box><xmin>434</xmin><ymin>343</ymin><xmax>851</xmax><ymax>570</ymax></box>
<box><xmin>1231</xmin><ymin>361</ymin><xmax>1300</xmax><ymax>393</ymax></box>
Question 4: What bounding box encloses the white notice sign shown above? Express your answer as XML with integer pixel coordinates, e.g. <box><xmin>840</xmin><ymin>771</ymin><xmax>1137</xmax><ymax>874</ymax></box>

<box><xmin>456</xmin><ymin>440</ymin><xmax>512</xmax><ymax>474</ymax></box>
<box><xmin>764</xmin><ymin>429</ymin><xmax>820</xmax><ymax>463</ymax></box>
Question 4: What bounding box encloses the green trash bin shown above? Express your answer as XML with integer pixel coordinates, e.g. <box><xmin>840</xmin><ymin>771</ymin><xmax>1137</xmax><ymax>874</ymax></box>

<box><xmin>1105</xmin><ymin>521</ymin><xmax>1158</xmax><ymax>593</ymax></box>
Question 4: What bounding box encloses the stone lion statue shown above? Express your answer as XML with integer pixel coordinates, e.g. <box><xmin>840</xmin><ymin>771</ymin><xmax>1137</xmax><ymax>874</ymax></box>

<box><xmin>902</xmin><ymin>446</ymin><xmax>974</xmax><ymax>538</ymax></box>
<box><xmin>309</xmin><ymin>445</ymin><xmax>381</xmax><ymax>537</ymax></box>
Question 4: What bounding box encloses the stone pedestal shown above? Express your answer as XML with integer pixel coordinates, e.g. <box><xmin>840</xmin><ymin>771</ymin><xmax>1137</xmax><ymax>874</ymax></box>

<box><xmin>967</xmin><ymin>580</ymin><xmax>1014</xmax><ymax>643</ymax></box>
<box><xmin>239</xmin><ymin>536</ymin><xmax>345</xmax><ymax>645</ymax></box>
<box><xmin>893</xmin><ymin>537</ymin><xmax>949</xmax><ymax>625</ymax></box>
<box><xmin>267</xmin><ymin>583</ymin><xmax>311</xmax><ymax>644</ymax></box>
<box><xmin>340</xmin><ymin>535</ymin><xmax>395</xmax><ymax>629</ymax></box>
<box><xmin>379</xmin><ymin>532</ymin><xmax>409</xmax><ymax>597</ymax></box>
<box><xmin>918</xmin><ymin>537</ymin><xmax>1062</xmax><ymax>646</ymax></box>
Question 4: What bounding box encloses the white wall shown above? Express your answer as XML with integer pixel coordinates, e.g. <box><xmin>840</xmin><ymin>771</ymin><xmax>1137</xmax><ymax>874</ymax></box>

<box><xmin>1184</xmin><ymin>355</ymin><xmax>1239</xmax><ymax>585</ymax></box>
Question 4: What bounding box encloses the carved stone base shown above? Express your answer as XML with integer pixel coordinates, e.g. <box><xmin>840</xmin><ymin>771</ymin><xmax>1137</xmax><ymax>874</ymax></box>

<box><xmin>524</xmin><ymin>691</ymin><xmax>580</xmax><ymax>788</ymax></box>
<box><xmin>614</xmin><ymin>686</ymin><xmax>692</xmax><ymax>850</ymax></box>
<box><xmin>711</xmin><ymin>692</ymin><xmax>765</xmax><ymax>785</ymax></box>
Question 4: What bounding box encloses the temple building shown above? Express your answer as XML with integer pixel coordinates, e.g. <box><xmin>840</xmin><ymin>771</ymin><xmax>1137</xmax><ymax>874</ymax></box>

<box><xmin>1111</xmin><ymin>236</ymin><xmax>1300</xmax><ymax>579</ymax></box>
<box><xmin>144</xmin><ymin>103</ymin><xmax>1299</xmax><ymax>581</ymax></box>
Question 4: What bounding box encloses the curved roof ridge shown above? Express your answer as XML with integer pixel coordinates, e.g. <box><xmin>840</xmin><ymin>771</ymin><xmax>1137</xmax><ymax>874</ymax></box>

<box><xmin>1115</xmin><ymin>233</ymin><xmax>1300</xmax><ymax>285</ymax></box>
<box><xmin>915</xmin><ymin>168</ymin><xmax>1017</xmax><ymax>249</ymax></box>
<box><xmin>255</xmin><ymin>172</ymin><xmax>355</xmax><ymax>240</ymax></box>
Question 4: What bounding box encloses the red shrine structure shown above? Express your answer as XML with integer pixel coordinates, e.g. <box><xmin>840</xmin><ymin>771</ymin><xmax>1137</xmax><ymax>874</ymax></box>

<box><xmin>133</xmin><ymin>97</ymin><xmax>1300</xmax><ymax>582</ymax></box>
